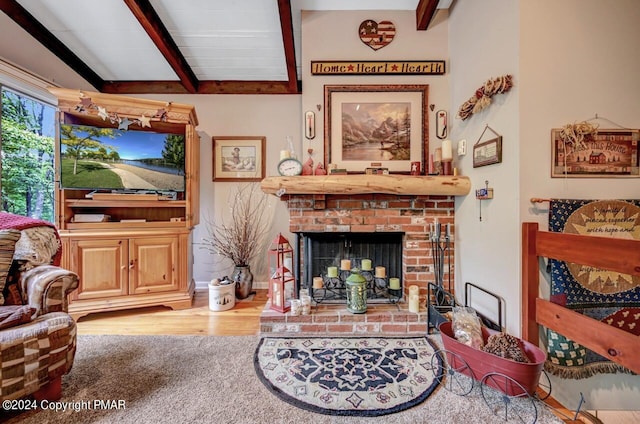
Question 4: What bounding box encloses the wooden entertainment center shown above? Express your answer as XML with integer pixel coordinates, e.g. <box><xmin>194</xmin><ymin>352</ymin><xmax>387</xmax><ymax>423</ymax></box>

<box><xmin>49</xmin><ymin>88</ymin><xmax>200</xmax><ymax>320</ymax></box>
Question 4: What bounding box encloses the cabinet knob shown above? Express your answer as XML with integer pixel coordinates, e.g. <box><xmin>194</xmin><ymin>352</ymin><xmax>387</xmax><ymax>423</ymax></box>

<box><xmin>129</xmin><ymin>260</ymin><xmax>135</xmax><ymax>269</ymax></box>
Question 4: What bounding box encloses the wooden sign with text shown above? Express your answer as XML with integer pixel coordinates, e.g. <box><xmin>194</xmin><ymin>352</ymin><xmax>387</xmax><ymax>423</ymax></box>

<box><xmin>311</xmin><ymin>60</ymin><xmax>445</xmax><ymax>76</ymax></box>
<box><xmin>551</xmin><ymin>129</ymin><xmax>639</xmax><ymax>177</ymax></box>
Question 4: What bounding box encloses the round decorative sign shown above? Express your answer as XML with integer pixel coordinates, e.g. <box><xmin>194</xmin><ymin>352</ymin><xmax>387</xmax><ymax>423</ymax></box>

<box><xmin>564</xmin><ymin>200</ymin><xmax>640</xmax><ymax>294</ymax></box>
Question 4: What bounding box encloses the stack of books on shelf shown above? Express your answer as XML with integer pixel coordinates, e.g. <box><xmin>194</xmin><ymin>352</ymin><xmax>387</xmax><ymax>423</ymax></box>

<box><xmin>71</xmin><ymin>214</ymin><xmax>110</xmax><ymax>223</ymax></box>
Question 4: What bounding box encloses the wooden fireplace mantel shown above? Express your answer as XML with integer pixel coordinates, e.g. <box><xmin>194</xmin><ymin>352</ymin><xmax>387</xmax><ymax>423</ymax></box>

<box><xmin>260</xmin><ymin>174</ymin><xmax>471</xmax><ymax>196</ymax></box>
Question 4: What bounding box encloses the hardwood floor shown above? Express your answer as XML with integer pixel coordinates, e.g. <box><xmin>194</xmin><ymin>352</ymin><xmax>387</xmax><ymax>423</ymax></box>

<box><xmin>74</xmin><ymin>289</ymin><xmax>638</xmax><ymax>424</ymax></box>
<box><xmin>75</xmin><ymin>289</ymin><xmax>268</xmax><ymax>336</ymax></box>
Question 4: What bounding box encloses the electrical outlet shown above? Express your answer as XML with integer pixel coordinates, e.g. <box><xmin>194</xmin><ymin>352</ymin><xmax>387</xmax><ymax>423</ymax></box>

<box><xmin>458</xmin><ymin>139</ymin><xmax>467</xmax><ymax>156</ymax></box>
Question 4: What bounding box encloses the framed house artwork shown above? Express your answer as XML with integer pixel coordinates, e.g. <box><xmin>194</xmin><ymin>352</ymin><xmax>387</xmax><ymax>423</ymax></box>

<box><xmin>324</xmin><ymin>84</ymin><xmax>429</xmax><ymax>173</ymax></box>
<box><xmin>551</xmin><ymin>129</ymin><xmax>639</xmax><ymax>178</ymax></box>
<box><xmin>212</xmin><ymin>136</ymin><xmax>266</xmax><ymax>182</ymax></box>
<box><xmin>473</xmin><ymin>136</ymin><xmax>503</xmax><ymax>168</ymax></box>
<box><xmin>472</xmin><ymin>124</ymin><xmax>503</xmax><ymax>168</ymax></box>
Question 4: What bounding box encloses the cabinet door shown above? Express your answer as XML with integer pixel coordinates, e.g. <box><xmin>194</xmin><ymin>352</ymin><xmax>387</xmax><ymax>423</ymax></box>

<box><xmin>129</xmin><ymin>236</ymin><xmax>178</xmax><ymax>294</ymax></box>
<box><xmin>70</xmin><ymin>239</ymin><xmax>128</xmax><ymax>300</ymax></box>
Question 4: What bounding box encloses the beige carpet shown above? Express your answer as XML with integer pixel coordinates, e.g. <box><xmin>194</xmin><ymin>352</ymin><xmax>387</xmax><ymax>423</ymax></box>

<box><xmin>3</xmin><ymin>335</ymin><xmax>564</xmax><ymax>424</ymax></box>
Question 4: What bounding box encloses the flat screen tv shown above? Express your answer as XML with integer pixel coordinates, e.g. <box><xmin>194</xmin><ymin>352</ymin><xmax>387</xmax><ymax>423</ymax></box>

<box><xmin>59</xmin><ymin>124</ymin><xmax>185</xmax><ymax>193</ymax></box>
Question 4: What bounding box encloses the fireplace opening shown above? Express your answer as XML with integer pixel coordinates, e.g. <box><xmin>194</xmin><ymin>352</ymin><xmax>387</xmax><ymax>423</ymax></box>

<box><xmin>300</xmin><ymin>232</ymin><xmax>403</xmax><ymax>303</ymax></box>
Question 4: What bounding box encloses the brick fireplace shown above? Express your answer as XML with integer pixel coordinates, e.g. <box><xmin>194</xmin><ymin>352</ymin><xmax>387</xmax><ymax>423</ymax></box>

<box><xmin>287</xmin><ymin>193</ymin><xmax>455</xmax><ymax>289</ymax></box>
<box><xmin>259</xmin><ymin>188</ymin><xmax>457</xmax><ymax>335</ymax></box>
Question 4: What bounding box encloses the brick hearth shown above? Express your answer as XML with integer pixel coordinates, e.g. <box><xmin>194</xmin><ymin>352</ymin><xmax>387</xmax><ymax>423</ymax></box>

<box><xmin>260</xmin><ymin>192</ymin><xmax>455</xmax><ymax>335</ymax></box>
<box><xmin>260</xmin><ymin>302</ymin><xmax>428</xmax><ymax>335</ymax></box>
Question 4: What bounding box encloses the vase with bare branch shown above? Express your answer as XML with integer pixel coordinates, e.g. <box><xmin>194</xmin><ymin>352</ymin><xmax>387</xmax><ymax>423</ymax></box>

<box><xmin>201</xmin><ymin>184</ymin><xmax>271</xmax><ymax>299</ymax></box>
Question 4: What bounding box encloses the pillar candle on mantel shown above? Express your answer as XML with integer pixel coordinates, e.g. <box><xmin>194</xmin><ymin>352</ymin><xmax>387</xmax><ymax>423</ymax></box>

<box><xmin>340</xmin><ymin>259</ymin><xmax>351</xmax><ymax>271</ymax></box>
<box><xmin>375</xmin><ymin>266</ymin><xmax>386</xmax><ymax>278</ymax></box>
<box><xmin>434</xmin><ymin>147</ymin><xmax>442</xmax><ymax>163</ymax></box>
<box><xmin>361</xmin><ymin>259</ymin><xmax>372</xmax><ymax>271</ymax></box>
<box><xmin>409</xmin><ymin>285</ymin><xmax>419</xmax><ymax>297</ymax></box>
<box><xmin>327</xmin><ymin>266</ymin><xmax>338</xmax><ymax>278</ymax></box>
<box><xmin>279</xmin><ymin>150</ymin><xmax>291</xmax><ymax>161</ymax></box>
<box><xmin>442</xmin><ymin>139</ymin><xmax>453</xmax><ymax>162</ymax></box>
<box><xmin>428</xmin><ymin>154</ymin><xmax>435</xmax><ymax>174</ymax></box>
<box><xmin>389</xmin><ymin>277</ymin><xmax>400</xmax><ymax>290</ymax></box>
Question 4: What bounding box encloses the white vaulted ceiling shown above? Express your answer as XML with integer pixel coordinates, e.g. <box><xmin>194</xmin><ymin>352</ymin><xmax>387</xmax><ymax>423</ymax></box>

<box><xmin>1</xmin><ymin>0</ymin><xmax>451</xmax><ymax>94</ymax></box>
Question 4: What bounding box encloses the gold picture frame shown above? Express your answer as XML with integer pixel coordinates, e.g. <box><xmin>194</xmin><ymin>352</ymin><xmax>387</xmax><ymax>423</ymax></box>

<box><xmin>212</xmin><ymin>136</ymin><xmax>266</xmax><ymax>182</ymax></box>
<box><xmin>324</xmin><ymin>84</ymin><xmax>429</xmax><ymax>173</ymax></box>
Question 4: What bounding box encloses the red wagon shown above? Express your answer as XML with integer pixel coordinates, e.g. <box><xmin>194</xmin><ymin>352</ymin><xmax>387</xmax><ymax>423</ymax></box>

<box><xmin>432</xmin><ymin>321</ymin><xmax>549</xmax><ymax>423</ymax></box>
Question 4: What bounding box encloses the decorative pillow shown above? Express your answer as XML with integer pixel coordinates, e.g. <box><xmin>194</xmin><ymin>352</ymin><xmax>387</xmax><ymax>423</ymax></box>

<box><xmin>0</xmin><ymin>229</ymin><xmax>22</xmax><ymax>305</ymax></box>
<box><xmin>482</xmin><ymin>332</ymin><xmax>531</xmax><ymax>363</ymax></box>
<box><xmin>0</xmin><ymin>305</ymin><xmax>35</xmax><ymax>330</ymax></box>
<box><xmin>13</xmin><ymin>226</ymin><xmax>60</xmax><ymax>268</ymax></box>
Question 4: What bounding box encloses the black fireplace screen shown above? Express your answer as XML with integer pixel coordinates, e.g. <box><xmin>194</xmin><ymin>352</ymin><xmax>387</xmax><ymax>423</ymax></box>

<box><xmin>300</xmin><ymin>232</ymin><xmax>403</xmax><ymax>302</ymax></box>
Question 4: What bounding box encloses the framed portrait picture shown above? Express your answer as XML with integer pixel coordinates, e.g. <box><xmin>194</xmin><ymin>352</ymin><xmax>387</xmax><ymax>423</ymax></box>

<box><xmin>551</xmin><ymin>128</ymin><xmax>639</xmax><ymax>178</ymax></box>
<box><xmin>324</xmin><ymin>84</ymin><xmax>429</xmax><ymax>173</ymax></box>
<box><xmin>212</xmin><ymin>136</ymin><xmax>266</xmax><ymax>182</ymax></box>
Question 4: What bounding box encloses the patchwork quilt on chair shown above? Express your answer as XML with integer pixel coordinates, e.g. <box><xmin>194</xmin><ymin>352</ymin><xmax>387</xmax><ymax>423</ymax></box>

<box><xmin>546</xmin><ymin>199</ymin><xmax>640</xmax><ymax>378</ymax></box>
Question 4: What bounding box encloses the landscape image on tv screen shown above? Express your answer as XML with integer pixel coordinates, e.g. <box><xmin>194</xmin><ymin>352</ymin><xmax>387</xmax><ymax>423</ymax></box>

<box><xmin>60</xmin><ymin>124</ymin><xmax>185</xmax><ymax>192</ymax></box>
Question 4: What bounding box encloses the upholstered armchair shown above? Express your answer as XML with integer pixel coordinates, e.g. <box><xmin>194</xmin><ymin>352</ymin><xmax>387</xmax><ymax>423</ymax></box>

<box><xmin>0</xmin><ymin>213</ymin><xmax>79</xmax><ymax>402</ymax></box>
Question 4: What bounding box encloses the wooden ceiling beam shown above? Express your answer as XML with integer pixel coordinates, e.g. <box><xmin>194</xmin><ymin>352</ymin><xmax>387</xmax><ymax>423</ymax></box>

<box><xmin>416</xmin><ymin>0</ymin><xmax>439</xmax><ymax>30</ymax></box>
<box><xmin>123</xmin><ymin>0</ymin><xmax>199</xmax><ymax>94</ymax></box>
<box><xmin>277</xmin><ymin>0</ymin><xmax>300</xmax><ymax>94</ymax></box>
<box><xmin>0</xmin><ymin>0</ymin><xmax>105</xmax><ymax>90</ymax></box>
<box><xmin>103</xmin><ymin>80</ymin><xmax>300</xmax><ymax>95</ymax></box>
<box><xmin>0</xmin><ymin>0</ymin><xmax>301</xmax><ymax>95</ymax></box>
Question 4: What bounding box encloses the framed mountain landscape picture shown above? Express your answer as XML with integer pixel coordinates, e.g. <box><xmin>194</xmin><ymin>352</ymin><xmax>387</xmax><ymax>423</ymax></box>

<box><xmin>324</xmin><ymin>84</ymin><xmax>428</xmax><ymax>173</ymax></box>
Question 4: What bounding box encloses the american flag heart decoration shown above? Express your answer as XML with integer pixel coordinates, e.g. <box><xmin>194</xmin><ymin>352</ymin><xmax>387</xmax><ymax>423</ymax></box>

<box><xmin>359</xmin><ymin>20</ymin><xmax>396</xmax><ymax>51</ymax></box>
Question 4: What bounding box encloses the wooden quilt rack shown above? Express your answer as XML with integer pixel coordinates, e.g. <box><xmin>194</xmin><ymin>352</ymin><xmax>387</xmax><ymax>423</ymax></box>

<box><xmin>521</xmin><ymin>222</ymin><xmax>640</xmax><ymax>374</ymax></box>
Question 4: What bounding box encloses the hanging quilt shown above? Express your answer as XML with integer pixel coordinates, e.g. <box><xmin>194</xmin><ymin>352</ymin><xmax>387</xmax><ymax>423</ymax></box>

<box><xmin>547</xmin><ymin>199</ymin><xmax>640</xmax><ymax>378</ymax></box>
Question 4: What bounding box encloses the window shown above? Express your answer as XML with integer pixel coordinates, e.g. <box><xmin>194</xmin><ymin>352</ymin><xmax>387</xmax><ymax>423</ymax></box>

<box><xmin>0</xmin><ymin>86</ymin><xmax>56</xmax><ymax>221</ymax></box>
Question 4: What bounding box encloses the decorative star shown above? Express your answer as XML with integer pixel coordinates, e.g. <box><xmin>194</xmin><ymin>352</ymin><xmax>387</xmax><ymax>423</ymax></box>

<box><xmin>97</xmin><ymin>106</ymin><xmax>109</xmax><ymax>120</ymax></box>
<box><xmin>74</xmin><ymin>105</ymin><xmax>86</xmax><ymax>113</ymax></box>
<box><xmin>80</xmin><ymin>97</ymin><xmax>93</xmax><ymax>107</ymax></box>
<box><xmin>138</xmin><ymin>114</ymin><xmax>151</xmax><ymax>128</ymax></box>
<box><xmin>118</xmin><ymin>117</ymin><xmax>131</xmax><ymax>130</ymax></box>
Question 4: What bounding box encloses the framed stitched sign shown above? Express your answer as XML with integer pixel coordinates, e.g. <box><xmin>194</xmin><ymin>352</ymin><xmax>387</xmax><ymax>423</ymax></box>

<box><xmin>472</xmin><ymin>125</ymin><xmax>502</xmax><ymax>168</ymax></box>
<box><xmin>551</xmin><ymin>129</ymin><xmax>639</xmax><ymax>177</ymax></box>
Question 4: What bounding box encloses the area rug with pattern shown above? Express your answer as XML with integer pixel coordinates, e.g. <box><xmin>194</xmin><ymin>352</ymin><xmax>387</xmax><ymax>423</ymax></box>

<box><xmin>254</xmin><ymin>336</ymin><xmax>443</xmax><ymax>416</ymax></box>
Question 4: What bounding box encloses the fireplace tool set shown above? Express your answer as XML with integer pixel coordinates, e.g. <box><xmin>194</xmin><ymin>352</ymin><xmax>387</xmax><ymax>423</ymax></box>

<box><xmin>430</xmin><ymin>222</ymin><xmax>451</xmax><ymax>306</ymax></box>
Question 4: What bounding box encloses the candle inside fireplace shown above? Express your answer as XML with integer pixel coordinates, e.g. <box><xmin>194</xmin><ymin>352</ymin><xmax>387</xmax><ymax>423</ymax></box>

<box><xmin>361</xmin><ymin>259</ymin><xmax>372</xmax><ymax>270</ymax></box>
<box><xmin>340</xmin><ymin>259</ymin><xmax>351</xmax><ymax>270</ymax></box>
<box><xmin>312</xmin><ymin>276</ymin><xmax>323</xmax><ymax>289</ymax></box>
<box><xmin>375</xmin><ymin>266</ymin><xmax>386</xmax><ymax>278</ymax></box>
<box><xmin>327</xmin><ymin>266</ymin><xmax>338</xmax><ymax>278</ymax></box>
<box><xmin>389</xmin><ymin>277</ymin><xmax>400</xmax><ymax>290</ymax></box>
